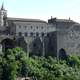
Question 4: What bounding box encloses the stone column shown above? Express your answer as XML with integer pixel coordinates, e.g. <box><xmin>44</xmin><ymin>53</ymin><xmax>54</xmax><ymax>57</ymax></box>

<box><xmin>0</xmin><ymin>44</ymin><xmax>2</xmax><ymax>52</ymax></box>
<box><xmin>40</xmin><ymin>37</ymin><xmax>45</xmax><ymax>57</ymax></box>
<box><xmin>27</xmin><ymin>42</ymin><xmax>29</xmax><ymax>58</ymax></box>
<box><xmin>24</xmin><ymin>37</ymin><xmax>30</xmax><ymax>58</ymax></box>
<box><xmin>25</xmin><ymin>36</ymin><xmax>35</xmax><ymax>58</ymax></box>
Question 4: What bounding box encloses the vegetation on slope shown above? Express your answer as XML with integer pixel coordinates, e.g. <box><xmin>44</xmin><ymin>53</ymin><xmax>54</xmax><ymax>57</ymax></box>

<box><xmin>0</xmin><ymin>47</ymin><xmax>80</xmax><ymax>80</ymax></box>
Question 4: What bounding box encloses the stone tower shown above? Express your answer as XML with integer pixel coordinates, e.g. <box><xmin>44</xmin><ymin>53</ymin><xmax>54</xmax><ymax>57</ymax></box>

<box><xmin>0</xmin><ymin>3</ymin><xmax>7</xmax><ymax>30</ymax></box>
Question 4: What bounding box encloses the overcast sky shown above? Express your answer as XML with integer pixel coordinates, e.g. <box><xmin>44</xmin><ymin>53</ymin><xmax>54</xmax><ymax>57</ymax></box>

<box><xmin>0</xmin><ymin>0</ymin><xmax>80</xmax><ymax>23</ymax></box>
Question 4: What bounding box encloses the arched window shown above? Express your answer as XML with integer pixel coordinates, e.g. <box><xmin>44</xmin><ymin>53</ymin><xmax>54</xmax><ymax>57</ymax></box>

<box><xmin>59</xmin><ymin>48</ymin><xmax>67</xmax><ymax>60</ymax></box>
<box><xmin>25</xmin><ymin>32</ymin><xmax>27</xmax><ymax>37</ymax></box>
<box><xmin>47</xmin><ymin>33</ymin><xmax>50</xmax><ymax>37</ymax></box>
<box><xmin>36</xmin><ymin>32</ymin><xmax>39</xmax><ymax>37</ymax></box>
<box><xmin>30</xmin><ymin>32</ymin><xmax>33</xmax><ymax>36</ymax></box>
<box><xmin>31</xmin><ymin>26</ymin><xmax>32</xmax><ymax>29</ymax></box>
<box><xmin>42</xmin><ymin>32</ymin><xmax>44</xmax><ymax>37</ymax></box>
<box><xmin>41</xmin><ymin>26</ymin><xmax>43</xmax><ymax>29</ymax></box>
<box><xmin>36</xmin><ymin>26</ymin><xmax>38</xmax><ymax>29</ymax></box>
<box><xmin>19</xmin><ymin>25</ymin><xmax>21</xmax><ymax>28</ymax></box>
<box><xmin>19</xmin><ymin>32</ymin><xmax>22</xmax><ymax>36</ymax></box>
<box><xmin>25</xmin><ymin>26</ymin><xmax>27</xmax><ymax>29</ymax></box>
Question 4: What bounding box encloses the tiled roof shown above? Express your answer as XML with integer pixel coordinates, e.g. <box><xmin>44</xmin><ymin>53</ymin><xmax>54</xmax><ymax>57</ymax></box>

<box><xmin>7</xmin><ymin>17</ymin><xmax>47</xmax><ymax>23</ymax></box>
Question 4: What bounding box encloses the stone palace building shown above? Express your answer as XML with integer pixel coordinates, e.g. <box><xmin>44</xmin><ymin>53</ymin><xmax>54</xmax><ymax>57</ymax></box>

<box><xmin>0</xmin><ymin>4</ymin><xmax>80</xmax><ymax>57</ymax></box>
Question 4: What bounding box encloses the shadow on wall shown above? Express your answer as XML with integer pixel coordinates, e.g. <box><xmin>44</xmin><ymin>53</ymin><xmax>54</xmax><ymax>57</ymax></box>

<box><xmin>1</xmin><ymin>38</ymin><xmax>15</xmax><ymax>52</ymax></box>
<box><xmin>31</xmin><ymin>37</ymin><xmax>42</xmax><ymax>56</ymax></box>
<box><xmin>16</xmin><ymin>37</ymin><xmax>27</xmax><ymax>52</ymax></box>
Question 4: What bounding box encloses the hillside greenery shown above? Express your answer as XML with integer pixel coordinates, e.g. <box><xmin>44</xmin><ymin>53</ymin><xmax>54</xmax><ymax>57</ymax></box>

<box><xmin>0</xmin><ymin>47</ymin><xmax>80</xmax><ymax>80</ymax></box>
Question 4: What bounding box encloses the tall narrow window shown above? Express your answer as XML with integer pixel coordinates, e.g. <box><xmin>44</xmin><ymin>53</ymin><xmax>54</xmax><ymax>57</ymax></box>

<box><xmin>41</xmin><ymin>26</ymin><xmax>43</xmax><ymax>29</ymax></box>
<box><xmin>25</xmin><ymin>32</ymin><xmax>27</xmax><ymax>37</ymax></box>
<box><xmin>47</xmin><ymin>33</ymin><xmax>49</xmax><ymax>37</ymax></box>
<box><xmin>42</xmin><ymin>32</ymin><xmax>44</xmax><ymax>37</ymax></box>
<box><xmin>30</xmin><ymin>32</ymin><xmax>33</xmax><ymax>36</ymax></box>
<box><xmin>19</xmin><ymin>32</ymin><xmax>22</xmax><ymax>36</ymax></box>
<box><xmin>36</xmin><ymin>32</ymin><xmax>39</xmax><ymax>36</ymax></box>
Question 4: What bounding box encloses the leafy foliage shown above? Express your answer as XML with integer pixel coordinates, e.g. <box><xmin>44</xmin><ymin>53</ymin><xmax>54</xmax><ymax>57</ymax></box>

<box><xmin>0</xmin><ymin>47</ymin><xmax>80</xmax><ymax>80</ymax></box>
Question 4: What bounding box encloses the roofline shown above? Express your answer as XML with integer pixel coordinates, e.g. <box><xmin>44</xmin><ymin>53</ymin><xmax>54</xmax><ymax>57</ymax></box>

<box><xmin>7</xmin><ymin>17</ymin><xmax>47</xmax><ymax>23</ymax></box>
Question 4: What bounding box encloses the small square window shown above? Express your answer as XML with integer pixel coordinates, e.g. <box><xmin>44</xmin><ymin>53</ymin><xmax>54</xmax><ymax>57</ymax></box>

<box><xmin>36</xmin><ymin>26</ymin><xmax>38</xmax><ymax>29</ymax></box>
<box><xmin>25</xmin><ymin>26</ymin><xmax>27</xmax><ymax>29</ymax></box>
<box><xmin>41</xmin><ymin>26</ymin><xmax>43</xmax><ymax>29</ymax></box>
<box><xmin>31</xmin><ymin>26</ymin><xmax>32</xmax><ymax>29</ymax></box>
<box><xmin>19</xmin><ymin>25</ymin><xmax>21</xmax><ymax>28</ymax></box>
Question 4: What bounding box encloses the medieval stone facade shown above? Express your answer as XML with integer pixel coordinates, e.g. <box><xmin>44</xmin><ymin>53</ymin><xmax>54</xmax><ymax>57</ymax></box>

<box><xmin>0</xmin><ymin>4</ymin><xmax>80</xmax><ymax>57</ymax></box>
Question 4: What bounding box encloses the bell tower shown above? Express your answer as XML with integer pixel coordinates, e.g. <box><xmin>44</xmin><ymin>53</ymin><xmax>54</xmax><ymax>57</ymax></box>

<box><xmin>0</xmin><ymin>3</ymin><xmax>7</xmax><ymax>27</ymax></box>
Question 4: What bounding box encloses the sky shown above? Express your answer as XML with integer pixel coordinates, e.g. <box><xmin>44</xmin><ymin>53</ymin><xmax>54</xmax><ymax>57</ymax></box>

<box><xmin>0</xmin><ymin>0</ymin><xmax>80</xmax><ymax>23</ymax></box>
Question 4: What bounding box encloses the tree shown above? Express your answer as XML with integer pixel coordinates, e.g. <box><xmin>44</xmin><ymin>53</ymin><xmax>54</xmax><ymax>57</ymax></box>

<box><xmin>1</xmin><ymin>47</ymin><xmax>80</xmax><ymax>80</ymax></box>
<box><xmin>0</xmin><ymin>54</ymin><xmax>3</xmax><ymax>80</ymax></box>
